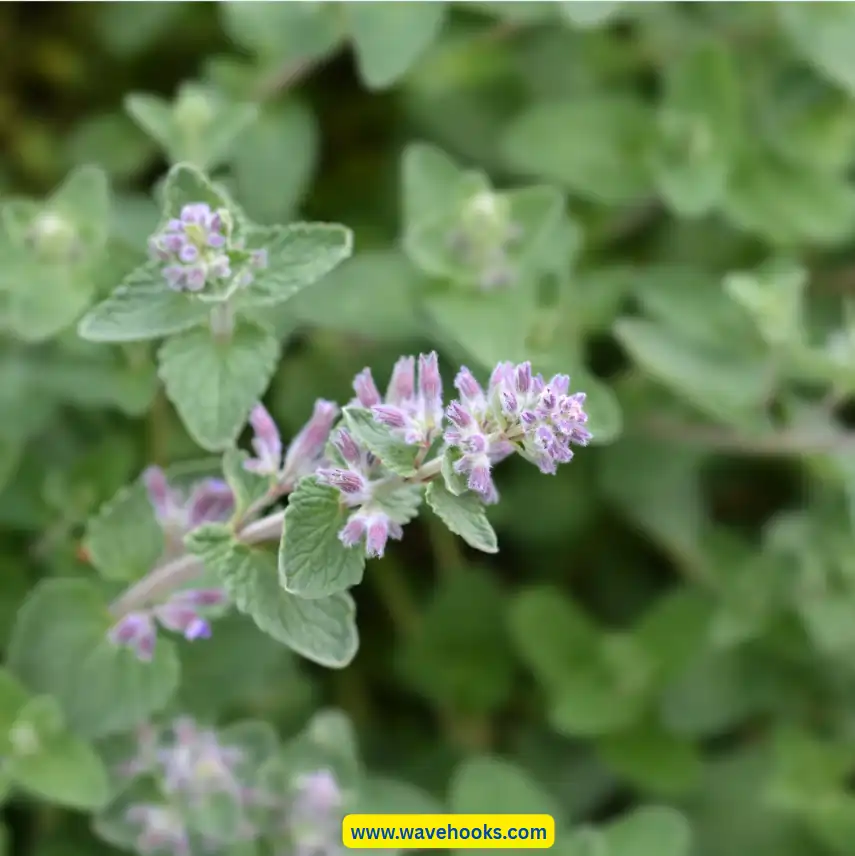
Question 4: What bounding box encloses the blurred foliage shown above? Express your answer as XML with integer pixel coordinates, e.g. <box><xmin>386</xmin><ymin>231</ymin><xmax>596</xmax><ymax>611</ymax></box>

<box><xmin>4</xmin><ymin>2</ymin><xmax>855</xmax><ymax>855</ymax></box>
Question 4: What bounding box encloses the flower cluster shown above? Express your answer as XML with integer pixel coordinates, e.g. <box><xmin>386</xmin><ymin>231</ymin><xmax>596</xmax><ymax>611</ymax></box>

<box><xmin>447</xmin><ymin>191</ymin><xmax>522</xmax><ymax>290</ymax></box>
<box><xmin>147</xmin><ymin>202</ymin><xmax>268</xmax><ymax>293</ymax></box>
<box><xmin>361</xmin><ymin>352</ymin><xmax>444</xmax><ymax>447</ymax></box>
<box><xmin>244</xmin><ymin>399</ymin><xmax>339</xmax><ymax>493</ymax></box>
<box><xmin>314</xmin><ymin>354</ymin><xmax>444</xmax><ymax>559</ymax></box>
<box><xmin>285</xmin><ymin>769</ymin><xmax>345</xmax><ymax>856</ymax></box>
<box><xmin>109</xmin><ymin>587</ymin><xmax>229</xmax><ymax>660</ymax></box>
<box><xmin>445</xmin><ymin>361</ymin><xmax>591</xmax><ymax>503</ymax></box>
<box><xmin>118</xmin><ymin>717</ymin><xmax>288</xmax><ymax>855</ymax></box>
<box><xmin>144</xmin><ymin>467</ymin><xmax>235</xmax><ymax>543</ymax></box>
<box><xmin>125</xmin><ymin>804</ymin><xmax>193</xmax><ymax>856</ymax></box>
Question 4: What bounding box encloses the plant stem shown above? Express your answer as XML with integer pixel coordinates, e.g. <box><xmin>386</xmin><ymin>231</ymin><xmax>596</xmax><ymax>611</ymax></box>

<box><xmin>109</xmin><ymin>457</ymin><xmax>445</xmax><ymax>619</ymax></box>
<box><xmin>109</xmin><ymin>510</ymin><xmax>285</xmax><ymax>618</ymax></box>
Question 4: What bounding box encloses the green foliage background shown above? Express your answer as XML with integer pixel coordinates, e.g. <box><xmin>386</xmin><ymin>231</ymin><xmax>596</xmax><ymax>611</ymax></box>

<box><xmin>4</xmin><ymin>2</ymin><xmax>855</xmax><ymax>855</ymax></box>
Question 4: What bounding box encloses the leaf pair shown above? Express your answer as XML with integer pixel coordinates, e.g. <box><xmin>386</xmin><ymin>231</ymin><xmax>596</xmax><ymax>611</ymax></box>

<box><xmin>78</xmin><ymin>163</ymin><xmax>353</xmax><ymax>451</ymax></box>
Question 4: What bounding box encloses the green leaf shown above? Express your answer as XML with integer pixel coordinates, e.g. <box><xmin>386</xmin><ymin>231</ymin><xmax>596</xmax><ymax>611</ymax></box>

<box><xmin>722</xmin><ymin>146</ymin><xmax>855</xmax><ymax>246</ymax></box>
<box><xmin>187</xmin><ymin>525</ymin><xmax>359</xmax><ymax>668</ymax></box>
<box><xmin>7</xmin><ymin>579</ymin><xmax>179</xmax><ymax>738</ymax></box>
<box><xmin>233</xmin><ymin>101</ymin><xmax>318</xmax><ymax>225</ymax></box>
<box><xmin>401</xmin><ymin>142</ymin><xmax>466</xmax><ymax>231</ymax></box>
<box><xmin>347</xmin><ymin>2</ymin><xmax>449</xmax><ymax>90</ymax></box>
<box><xmin>0</xmin><ymin>668</ymin><xmax>31</xmax><ymax>734</ymax></box>
<box><xmin>724</xmin><ymin>259</ymin><xmax>807</xmax><ymax>349</ymax></box>
<box><xmin>161</xmin><ymin>161</ymin><xmax>236</xmax><ymax>222</ymax></box>
<box><xmin>614</xmin><ymin>318</ymin><xmax>772</xmax><ymax>425</ymax></box>
<box><xmin>449</xmin><ymin>755</ymin><xmax>560</xmax><ymax>818</ymax></box>
<box><xmin>157</xmin><ymin>317</ymin><xmax>280</xmax><ymax>452</ymax></box>
<box><xmin>602</xmin><ymin>807</ymin><xmax>692</xmax><ymax>856</ymax></box>
<box><xmin>65</xmin><ymin>112</ymin><xmax>157</xmax><ymax>182</ymax></box>
<box><xmin>83</xmin><ymin>476</ymin><xmax>164</xmax><ymax>582</ymax></box>
<box><xmin>651</xmin><ymin>42</ymin><xmax>740</xmax><ymax>216</ymax></box>
<box><xmin>287</xmin><ymin>249</ymin><xmax>422</xmax><ymax>341</ymax></box>
<box><xmin>221</xmin><ymin>448</ymin><xmax>271</xmax><ymax>521</ymax></box>
<box><xmin>355</xmin><ymin>774</ymin><xmax>445</xmax><ymax>815</ymax></box>
<box><xmin>125</xmin><ymin>84</ymin><xmax>258</xmax><ymax>170</ymax></box>
<box><xmin>507</xmin><ymin>586</ymin><xmax>600</xmax><ymax>695</ymax></box>
<box><xmin>8</xmin><ymin>699</ymin><xmax>110</xmax><ymax>810</ymax></box>
<box><xmin>779</xmin><ymin>4</ymin><xmax>855</xmax><ymax>97</ymax></box>
<box><xmin>559</xmin><ymin>2</ymin><xmax>623</xmax><ymax>28</ymax></box>
<box><xmin>342</xmin><ymin>407</ymin><xmax>420</xmax><ymax>477</ymax></box>
<box><xmin>406</xmin><ymin>186</ymin><xmax>563</xmax><ymax>289</ymax></box>
<box><xmin>548</xmin><ymin>633</ymin><xmax>654</xmax><ymax>738</ymax></box>
<box><xmin>77</xmin><ymin>262</ymin><xmax>212</xmax><ymax>343</ymax></box>
<box><xmin>235</xmin><ymin>223</ymin><xmax>353</xmax><ymax>309</ymax></box>
<box><xmin>399</xmin><ymin>567</ymin><xmax>513</xmax><ymax>713</ymax></box>
<box><xmin>596</xmin><ymin>719</ymin><xmax>703</xmax><ymax>797</ymax></box>
<box><xmin>0</xmin><ymin>250</ymin><xmax>96</xmax><ymax>343</ymax></box>
<box><xmin>280</xmin><ymin>477</ymin><xmax>367</xmax><ymax>598</ymax></box>
<box><xmin>425</xmin><ymin>481</ymin><xmax>498</xmax><ymax>554</ymax></box>
<box><xmin>502</xmin><ymin>97</ymin><xmax>654</xmax><ymax>204</ymax></box>
<box><xmin>425</xmin><ymin>285</ymin><xmax>538</xmax><ymax>372</ymax></box>
<box><xmin>220</xmin><ymin>0</ymin><xmax>344</xmax><ymax>62</ymax></box>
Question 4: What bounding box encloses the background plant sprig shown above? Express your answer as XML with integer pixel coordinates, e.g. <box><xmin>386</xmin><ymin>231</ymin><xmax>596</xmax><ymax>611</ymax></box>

<box><xmin>1</xmin><ymin>3</ymin><xmax>855</xmax><ymax>856</ymax></box>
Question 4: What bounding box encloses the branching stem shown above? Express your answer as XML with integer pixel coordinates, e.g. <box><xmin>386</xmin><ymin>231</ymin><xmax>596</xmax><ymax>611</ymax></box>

<box><xmin>108</xmin><ymin>455</ymin><xmax>445</xmax><ymax>620</ymax></box>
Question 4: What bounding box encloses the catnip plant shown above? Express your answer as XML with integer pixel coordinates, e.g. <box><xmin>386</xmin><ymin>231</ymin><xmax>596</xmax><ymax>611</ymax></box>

<box><xmin>9</xmin><ymin>4</ymin><xmax>855</xmax><ymax>856</ymax></box>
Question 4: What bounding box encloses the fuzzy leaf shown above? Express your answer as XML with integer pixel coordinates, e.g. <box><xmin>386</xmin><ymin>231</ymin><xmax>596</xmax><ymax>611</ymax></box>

<box><xmin>187</xmin><ymin>525</ymin><xmax>359</xmax><ymax>668</ymax></box>
<box><xmin>77</xmin><ymin>262</ymin><xmax>212</xmax><ymax>343</ymax></box>
<box><xmin>235</xmin><ymin>223</ymin><xmax>353</xmax><ymax>308</ymax></box>
<box><xmin>347</xmin><ymin>2</ymin><xmax>449</xmax><ymax>90</ymax></box>
<box><xmin>280</xmin><ymin>477</ymin><xmax>366</xmax><ymax>599</ymax></box>
<box><xmin>425</xmin><ymin>480</ymin><xmax>498</xmax><ymax>554</ymax></box>
<box><xmin>157</xmin><ymin>317</ymin><xmax>280</xmax><ymax>452</ymax></box>
<box><xmin>7</xmin><ymin>579</ymin><xmax>179</xmax><ymax>738</ymax></box>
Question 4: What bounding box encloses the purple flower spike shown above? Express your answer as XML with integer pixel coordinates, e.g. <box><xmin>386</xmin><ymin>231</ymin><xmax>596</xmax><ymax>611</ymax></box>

<box><xmin>316</xmin><ymin>468</ymin><xmax>369</xmax><ymax>498</ymax></box>
<box><xmin>444</xmin><ymin>360</ymin><xmax>590</xmax><ymax>488</ymax></box>
<box><xmin>245</xmin><ymin>403</ymin><xmax>283</xmax><ymax>477</ymax></box>
<box><xmin>109</xmin><ymin>612</ymin><xmax>157</xmax><ymax>662</ymax></box>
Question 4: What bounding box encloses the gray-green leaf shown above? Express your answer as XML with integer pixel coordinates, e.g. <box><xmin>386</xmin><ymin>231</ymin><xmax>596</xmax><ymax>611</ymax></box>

<box><xmin>280</xmin><ymin>477</ymin><xmax>367</xmax><ymax>599</ymax></box>
<box><xmin>347</xmin><ymin>2</ymin><xmax>449</xmax><ymax>90</ymax></box>
<box><xmin>77</xmin><ymin>263</ymin><xmax>212</xmax><ymax>343</ymax></box>
<box><xmin>187</xmin><ymin>525</ymin><xmax>359</xmax><ymax>668</ymax></box>
<box><xmin>7</xmin><ymin>579</ymin><xmax>179</xmax><ymax>738</ymax></box>
<box><xmin>425</xmin><ymin>481</ymin><xmax>498</xmax><ymax>554</ymax></box>
<box><xmin>157</xmin><ymin>317</ymin><xmax>280</xmax><ymax>452</ymax></box>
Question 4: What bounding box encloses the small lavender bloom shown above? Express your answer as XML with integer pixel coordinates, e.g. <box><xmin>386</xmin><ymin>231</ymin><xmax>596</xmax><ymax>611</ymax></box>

<box><xmin>109</xmin><ymin>612</ymin><xmax>157</xmax><ymax>662</ymax></box>
<box><xmin>245</xmin><ymin>403</ymin><xmax>283</xmax><ymax>477</ymax></box>
<box><xmin>154</xmin><ymin>599</ymin><xmax>211</xmax><ymax>642</ymax></box>
<box><xmin>316</xmin><ymin>468</ymin><xmax>369</xmax><ymax>498</ymax></box>
<box><xmin>338</xmin><ymin>509</ymin><xmax>403</xmax><ymax>559</ymax></box>
<box><xmin>281</xmin><ymin>399</ymin><xmax>340</xmax><ymax>489</ymax></box>
<box><xmin>148</xmin><ymin>202</ymin><xmax>232</xmax><ymax>293</ymax></box>
<box><xmin>158</xmin><ymin>718</ymin><xmax>244</xmax><ymax>798</ymax></box>
<box><xmin>143</xmin><ymin>469</ymin><xmax>234</xmax><ymax>535</ymax></box>
<box><xmin>143</xmin><ymin>466</ymin><xmax>181</xmax><ymax>526</ymax></box>
<box><xmin>289</xmin><ymin>769</ymin><xmax>344</xmax><ymax>856</ymax></box>
<box><xmin>353</xmin><ymin>369</ymin><xmax>382</xmax><ymax>407</ymax></box>
<box><xmin>126</xmin><ymin>804</ymin><xmax>191</xmax><ymax>856</ymax></box>
<box><xmin>186</xmin><ymin>478</ymin><xmax>235</xmax><ymax>528</ymax></box>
